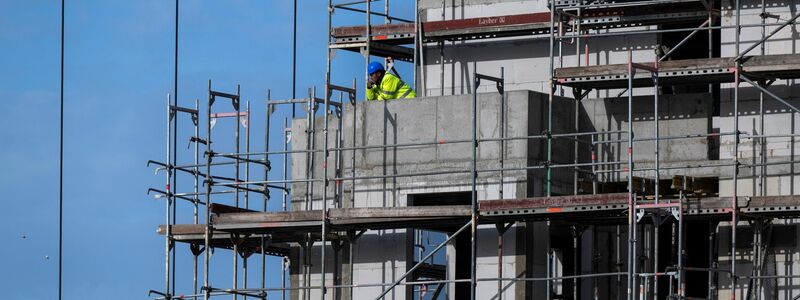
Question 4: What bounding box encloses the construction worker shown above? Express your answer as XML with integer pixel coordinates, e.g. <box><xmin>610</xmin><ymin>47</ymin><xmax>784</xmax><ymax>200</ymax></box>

<box><xmin>366</xmin><ymin>61</ymin><xmax>416</xmax><ymax>101</ymax></box>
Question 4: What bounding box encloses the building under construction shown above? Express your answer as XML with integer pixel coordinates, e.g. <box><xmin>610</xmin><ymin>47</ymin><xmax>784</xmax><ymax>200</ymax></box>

<box><xmin>149</xmin><ymin>0</ymin><xmax>800</xmax><ymax>299</ymax></box>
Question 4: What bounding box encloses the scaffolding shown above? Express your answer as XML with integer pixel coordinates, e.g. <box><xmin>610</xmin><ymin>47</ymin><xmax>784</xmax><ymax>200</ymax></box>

<box><xmin>148</xmin><ymin>0</ymin><xmax>800</xmax><ymax>299</ymax></box>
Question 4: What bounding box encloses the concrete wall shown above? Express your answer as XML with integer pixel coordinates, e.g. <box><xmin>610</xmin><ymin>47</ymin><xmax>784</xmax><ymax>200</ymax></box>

<box><xmin>582</xmin><ymin>93</ymin><xmax>716</xmax><ymax>180</ymax></box>
<box><xmin>290</xmin><ymin>90</ymin><xmax>576</xmax><ymax>208</ymax></box>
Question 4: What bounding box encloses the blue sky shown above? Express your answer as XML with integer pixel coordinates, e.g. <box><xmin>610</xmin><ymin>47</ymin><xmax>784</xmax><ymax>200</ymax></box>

<box><xmin>0</xmin><ymin>1</ymin><xmax>415</xmax><ymax>299</ymax></box>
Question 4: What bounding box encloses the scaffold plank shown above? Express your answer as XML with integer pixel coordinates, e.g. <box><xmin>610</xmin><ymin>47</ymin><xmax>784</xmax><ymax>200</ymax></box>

<box><xmin>555</xmin><ymin>54</ymin><xmax>800</xmax><ymax>89</ymax></box>
<box><xmin>331</xmin><ymin>2</ymin><xmax>707</xmax><ymax>47</ymax></box>
<box><xmin>160</xmin><ymin>194</ymin><xmax>800</xmax><ymax>247</ymax></box>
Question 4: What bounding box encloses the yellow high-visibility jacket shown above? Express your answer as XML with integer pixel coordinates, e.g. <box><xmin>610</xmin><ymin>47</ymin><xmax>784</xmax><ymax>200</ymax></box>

<box><xmin>366</xmin><ymin>73</ymin><xmax>416</xmax><ymax>101</ymax></box>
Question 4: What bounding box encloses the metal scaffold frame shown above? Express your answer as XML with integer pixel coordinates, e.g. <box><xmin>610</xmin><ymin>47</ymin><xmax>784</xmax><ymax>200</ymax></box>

<box><xmin>148</xmin><ymin>0</ymin><xmax>800</xmax><ymax>299</ymax></box>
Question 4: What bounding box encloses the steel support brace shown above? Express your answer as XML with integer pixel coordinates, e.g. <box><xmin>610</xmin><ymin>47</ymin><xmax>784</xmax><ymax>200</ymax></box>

<box><xmin>735</xmin><ymin>12</ymin><xmax>800</xmax><ymax>61</ymax></box>
<box><xmin>659</xmin><ymin>19</ymin><xmax>710</xmax><ymax>62</ymax></box>
<box><xmin>740</xmin><ymin>75</ymin><xmax>800</xmax><ymax>114</ymax></box>
<box><xmin>374</xmin><ymin>220</ymin><xmax>472</xmax><ymax>300</ymax></box>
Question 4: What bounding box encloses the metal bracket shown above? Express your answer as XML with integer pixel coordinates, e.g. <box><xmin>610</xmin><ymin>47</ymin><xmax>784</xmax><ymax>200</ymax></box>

<box><xmin>331</xmin><ymin>239</ymin><xmax>344</xmax><ymax>252</ymax></box>
<box><xmin>496</xmin><ymin>221</ymin><xmax>514</xmax><ymax>234</ymax></box>
<box><xmin>190</xmin><ymin>244</ymin><xmax>205</xmax><ymax>256</ymax></box>
<box><xmin>670</xmin><ymin>206</ymin><xmax>681</xmax><ymax>221</ymax></box>
<box><xmin>571</xmin><ymin>87</ymin><xmax>583</xmax><ymax>100</ymax></box>
<box><xmin>346</xmin><ymin>229</ymin><xmax>367</xmax><ymax>242</ymax></box>
<box><xmin>232</xmin><ymin>98</ymin><xmax>240</xmax><ymax>111</ymax></box>
<box><xmin>148</xmin><ymin>290</ymin><xmax>170</xmax><ymax>299</ymax></box>
<box><xmin>189</xmin><ymin>136</ymin><xmax>208</xmax><ymax>147</ymax></box>
<box><xmin>261</xmin><ymin>234</ymin><xmax>273</xmax><ymax>250</ymax></box>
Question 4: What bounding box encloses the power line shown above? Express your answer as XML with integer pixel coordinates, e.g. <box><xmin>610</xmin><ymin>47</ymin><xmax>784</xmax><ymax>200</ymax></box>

<box><xmin>58</xmin><ymin>0</ymin><xmax>65</xmax><ymax>299</ymax></box>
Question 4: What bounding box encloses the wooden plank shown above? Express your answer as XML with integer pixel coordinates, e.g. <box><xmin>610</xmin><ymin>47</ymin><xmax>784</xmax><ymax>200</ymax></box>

<box><xmin>162</xmin><ymin>194</ymin><xmax>800</xmax><ymax>240</ymax></box>
<box><xmin>554</xmin><ymin>54</ymin><xmax>800</xmax><ymax>89</ymax></box>
<box><xmin>157</xmin><ymin>224</ymin><xmax>205</xmax><ymax>235</ymax></box>
<box><xmin>212</xmin><ymin>210</ymin><xmax>322</xmax><ymax>224</ymax></box>
<box><xmin>332</xmin><ymin>23</ymin><xmax>415</xmax><ymax>38</ymax></box>
<box><xmin>555</xmin><ymin>57</ymin><xmax>732</xmax><ymax>78</ymax></box>
<box><xmin>329</xmin><ymin>205</ymin><xmax>470</xmax><ymax>219</ymax></box>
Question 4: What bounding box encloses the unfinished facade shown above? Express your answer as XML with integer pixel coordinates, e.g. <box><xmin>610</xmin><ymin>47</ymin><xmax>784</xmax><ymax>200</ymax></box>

<box><xmin>151</xmin><ymin>0</ymin><xmax>800</xmax><ymax>299</ymax></box>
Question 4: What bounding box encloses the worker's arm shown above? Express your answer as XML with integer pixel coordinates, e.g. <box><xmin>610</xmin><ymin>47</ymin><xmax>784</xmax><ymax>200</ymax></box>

<box><xmin>366</xmin><ymin>84</ymin><xmax>379</xmax><ymax>100</ymax></box>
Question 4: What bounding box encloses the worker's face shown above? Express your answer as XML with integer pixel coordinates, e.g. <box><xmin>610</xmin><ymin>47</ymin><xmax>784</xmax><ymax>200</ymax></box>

<box><xmin>369</xmin><ymin>71</ymin><xmax>383</xmax><ymax>84</ymax></box>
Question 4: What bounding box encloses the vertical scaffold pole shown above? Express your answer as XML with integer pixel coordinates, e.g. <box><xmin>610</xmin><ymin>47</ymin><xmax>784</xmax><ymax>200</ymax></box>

<box><xmin>677</xmin><ymin>192</ymin><xmax>685</xmax><ymax>298</ymax></box>
<box><xmin>204</xmin><ymin>80</ymin><xmax>213</xmax><ymax>300</ymax></box>
<box><xmin>652</xmin><ymin>58</ymin><xmax>660</xmax><ymax>300</ymax></box>
<box><xmin>470</xmin><ymin>62</ymin><xmax>479</xmax><ymax>300</ymax></box>
<box><xmin>166</xmin><ymin>93</ymin><xmax>173</xmax><ymax>300</ymax></box>
<box><xmin>172</xmin><ymin>1</ymin><xmax>179</xmax><ymax>295</ymax></box>
<box><xmin>243</xmin><ymin>101</ymin><xmax>251</xmax><ymax>300</ymax></box>
<box><xmin>413</xmin><ymin>0</ymin><xmax>418</xmax><ymax>91</ymax></box>
<box><xmin>232</xmin><ymin>84</ymin><xmax>241</xmax><ymax>300</ymax></box>
<box><xmin>732</xmin><ymin>0</ymin><xmax>742</xmax><ymax>297</ymax></box>
<box><xmin>546</xmin><ymin>2</ymin><xmax>555</xmax><ymax>298</ymax></box>
<box><xmin>547</xmin><ymin>0</ymin><xmax>555</xmax><ymax>197</ymax></box>
<box><xmin>292</xmin><ymin>0</ymin><xmax>297</xmax><ymax>117</ymax></box>
<box><xmin>283</xmin><ymin>117</ymin><xmax>288</xmax><ymax>213</ymax></box>
<box><xmin>321</xmin><ymin>2</ymin><xmax>332</xmax><ymax>296</ymax></box>
<box><xmin>335</xmin><ymin>92</ymin><xmax>344</xmax><ymax>209</ymax></box>
<box><xmin>263</xmin><ymin>91</ymin><xmax>271</xmax><ymax>298</ymax></box>
<box><xmin>439</xmin><ymin>0</ymin><xmax>444</xmax><ymax>96</ymax></box>
<box><xmin>366</xmin><ymin>0</ymin><xmax>372</xmax><ymax>90</ymax></box>
<box><xmin>500</xmin><ymin>67</ymin><xmax>505</xmax><ymax>201</ymax></box>
<box><xmin>626</xmin><ymin>50</ymin><xmax>635</xmax><ymax>300</ymax></box>
<box><xmin>193</xmin><ymin>97</ymin><xmax>200</xmax><ymax>300</ymax></box>
<box><xmin>758</xmin><ymin>0</ymin><xmax>766</xmax><ymax>197</ymax></box>
<box><xmin>306</xmin><ymin>88</ymin><xmax>313</xmax><ymax>212</ymax></box>
<box><xmin>351</xmin><ymin>78</ymin><xmax>357</xmax><ymax>209</ymax></box>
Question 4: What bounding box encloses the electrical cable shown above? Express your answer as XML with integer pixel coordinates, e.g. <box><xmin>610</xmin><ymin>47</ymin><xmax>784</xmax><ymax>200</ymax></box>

<box><xmin>58</xmin><ymin>0</ymin><xmax>65</xmax><ymax>299</ymax></box>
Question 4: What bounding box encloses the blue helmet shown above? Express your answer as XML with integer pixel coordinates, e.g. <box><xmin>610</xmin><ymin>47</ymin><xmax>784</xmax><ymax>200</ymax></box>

<box><xmin>367</xmin><ymin>62</ymin><xmax>385</xmax><ymax>75</ymax></box>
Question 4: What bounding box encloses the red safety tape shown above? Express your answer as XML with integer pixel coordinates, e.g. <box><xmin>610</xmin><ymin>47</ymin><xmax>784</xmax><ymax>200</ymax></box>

<box><xmin>166</xmin><ymin>184</ymin><xmax>170</xmax><ymax>191</ymax></box>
